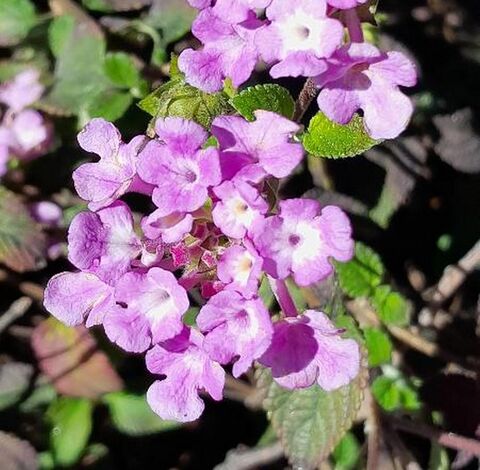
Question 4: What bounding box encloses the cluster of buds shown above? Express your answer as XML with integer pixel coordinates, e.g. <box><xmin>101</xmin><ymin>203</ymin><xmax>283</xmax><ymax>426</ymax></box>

<box><xmin>45</xmin><ymin>111</ymin><xmax>360</xmax><ymax>422</ymax></box>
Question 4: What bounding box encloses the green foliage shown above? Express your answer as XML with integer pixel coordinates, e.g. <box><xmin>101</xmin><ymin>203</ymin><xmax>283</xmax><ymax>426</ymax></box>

<box><xmin>48</xmin><ymin>16</ymin><xmax>75</xmax><ymax>58</ymax></box>
<box><xmin>139</xmin><ymin>62</ymin><xmax>232</xmax><ymax>128</ymax></box>
<box><xmin>336</xmin><ymin>242</ymin><xmax>384</xmax><ymax>298</ymax></box>
<box><xmin>372</xmin><ymin>285</ymin><xmax>411</xmax><ymax>327</ymax></box>
<box><xmin>230</xmin><ymin>84</ymin><xmax>295</xmax><ymax>121</ymax></box>
<box><xmin>47</xmin><ymin>397</ymin><xmax>93</xmax><ymax>467</ymax></box>
<box><xmin>258</xmin><ymin>361</ymin><xmax>367</xmax><ymax>469</ymax></box>
<box><xmin>332</xmin><ymin>432</ymin><xmax>361</xmax><ymax>470</ymax></box>
<box><xmin>104</xmin><ymin>52</ymin><xmax>143</xmax><ymax>91</ymax></box>
<box><xmin>0</xmin><ymin>186</ymin><xmax>46</xmax><ymax>272</ymax></box>
<box><xmin>363</xmin><ymin>327</ymin><xmax>392</xmax><ymax>367</ymax></box>
<box><xmin>371</xmin><ymin>368</ymin><xmax>421</xmax><ymax>412</ymax></box>
<box><xmin>0</xmin><ymin>0</ymin><xmax>37</xmax><ymax>47</ymax></box>
<box><xmin>103</xmin><ymin>392</ymin><xmax>181</xmax><ymax>436</ymax></box>
<box><xmin>303</xmin><ymin>113</ymin><xmax>379</xmax><ymax>158</ymax></box>
<box><xmin>87</xmin><ymin>89</ymin><xmax>133</xmax><ymax>121</ymax></box>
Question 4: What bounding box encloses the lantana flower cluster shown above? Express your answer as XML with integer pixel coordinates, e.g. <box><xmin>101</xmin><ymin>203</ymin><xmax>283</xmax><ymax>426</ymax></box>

<box><xmin>180</xmin><ymin>0</ymin><xmax>417</xmax><ymax>139</ymax></box>
<box><xmin>0</xmin><ymin>69</ymin><xmax>51</xmax><ymax>177</ymax></box>
<box><xmin>44</xmin><ymin>112</ymin><xmax>360</xmax><ymax>422</ymax></box>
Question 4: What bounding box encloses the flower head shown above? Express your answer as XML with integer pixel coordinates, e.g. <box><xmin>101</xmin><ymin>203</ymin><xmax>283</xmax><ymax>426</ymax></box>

<box><xmin>260</xmin><ymin>310</ymin><xmax>360</xmax><ymax>390</ymax></box>
<box><xmin>251</xmin><ymin>199</ymin><xmax>354</xmax><ymax>286</ymax></box>
<box><xmin>146</xmin><ymin>327</ymin><xmax>225</xmax><ymax>422</ymax></box>
<box><xmin>314</xmin><ymin>43</ymin><xmax>417</xmax><ymax>139</ymax></box>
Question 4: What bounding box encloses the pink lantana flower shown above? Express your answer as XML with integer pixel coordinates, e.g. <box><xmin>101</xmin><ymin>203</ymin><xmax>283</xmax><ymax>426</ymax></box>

<box><xmin>146</xmin><ymin>327</ymin><xmax>225</xmax><ymax>422</ymax></box>
<box><xmin>260</xmin><ymin>310</ymin><xmax>360</xmax><ymax>390</ymax></box>
<box><xmin>251</xmin><ymin>199</ymin><xmax>354</xmax><ymax>286</ymax></box>
<box><xmin>314</xmin><ymin>42</ymin><xmax>417</xmax><ymax>139</ymax></box>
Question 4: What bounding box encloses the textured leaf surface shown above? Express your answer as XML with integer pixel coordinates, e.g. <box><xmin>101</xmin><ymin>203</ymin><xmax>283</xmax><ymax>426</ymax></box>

<box><xmin>258</xmin><ymin>362</ymin><xmax>367</xmax><ymax>469</ymax></box>
<box><xmin>0</xmin><ymin>362</ymin><xmax>34</xmax><ymax>411</ymax></box>
<box><xmin>372</xmin><ymin>286</ymin><xmax>411</xmax><ymax>327</ymax></box>
<box><xmin>363</xmin><ymin>327</ymin><xmax>392</xmax><ymax>367</ymax></box>
<box><xmin>0</xmin><ymin>187</ymin><xmax>46</xmax><ymax>272</ymax></box>
<box><xmin>138</xmin><ymin>66</ymin><xmax>232</xmax><ymax>128</ymax></box>
<box><xmin>104</xmin><ymin>392</ymin><xmax>181</xmax><ymax>436</ymax></box>
<box><xmin>303</xmin><ymin>113</ymin><xmax>378</xmax><ymax>158</ymax></box>
<box><xmin>0</xmin><ymin>0</ymin><xmax>37</xmax><ymax>47</ymax></box>
<box><xmin>0</xmin><ymin>431</ymin><xmax>37</xmax><ymax>470</ymax></box>
<box><xmin>230</xmin><ymin>84</ymin><xmax>295</xmax><ymax>121</ymax></box>
<box><xmin>47</xmin><ymin>397</ymin><xmax>93</xmax><ymax>467</ymax></box>
<box><xmin>31</xmin><ymin>318</ymin><xmax>123</xmax><ymax>398</ymax></box>
<box><xmin>335</xmin><ymin>242</ymin><xmax>384</xmax><ymax>298</ymax></box>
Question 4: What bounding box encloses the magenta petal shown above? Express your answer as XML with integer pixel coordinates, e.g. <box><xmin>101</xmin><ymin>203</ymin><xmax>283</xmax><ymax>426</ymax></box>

<box><xmin>77</xmin><ymin>118</ymin><xmax>121</xmax><ymax>161</ymax></box>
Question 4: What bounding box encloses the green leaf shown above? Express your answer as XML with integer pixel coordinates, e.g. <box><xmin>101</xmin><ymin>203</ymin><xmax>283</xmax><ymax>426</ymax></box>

<box><xmin>48</xmin><ymin>15</ymin><xmax>75</xmax><ymax>58</ymax></box>
<box><xmin>230</xmin><ymin>84</ymin><xmax>295</xmax><ymax>121</ymax></box>
<box><xmin>336</xmin><ymin>242</ymin><xmax>384</xmax><ymax>298</ymax></box>
<box><xmin>42</xmin><ymin>27</ymin><xmax>109</xmax><ymax>116</ymax></box>
<box><xmin>0</xmin><ymin>0</ymin><xmax>37</xmax><ymax>47</ymax></box>
<box><xmin>104</xmin><ymin>52</ymin><xmax>140</xmax><ymax>88</ymax></box>
<box><xmin>332</xmin><ymin>432</ymin><xmax>361</xmax><ymax>470</ymax></box>
<box><xmin>363</xmin><ymin>327</ymin><xmax>392</xmax><ymax>367</ymax></box>
<box><xmin>103</xmin><ymin>392</ymin><xmax>181</xmax><ymax>436</ymax></box>
<box><xmin>47</xmin><ymin>397</ymin><xmax>93</xmax><ymax>467</ymax></box>
<box><xmin>372</xmin><ymin>286</ymin><xmax>411</xmax><ymax>327</ymax></box>
<box><xmin>371</xmin><ymin>373</ymin><xmax>421</xmax><ymax>412</ymax></box>
<box><xmin>87</xmin><ymin>90</ymin><xmax>133</xmax><ymax>121</ymax></box>
<box><xmin>258</xmin><ymin>351</ymin><xmax>368</xmax><ymax>468</ymax></box>
<box><xmin>138</xmin><ymin>74</ymin><xmax>232</xmax><ymax>129</ymax></box>
<box><xmin>0</xmin><ymin>186</ymin><xmax>46</xmax><ymax>272</ymax></box>
<box><xmin>82</xmin><ymin>0</ymin><xmax>151</xmax><ymax>12</ymax></box>
<box><xmin>303</xmin><ymin>112</ymin><xmax>378</xmax><ymax>159</ymax></box>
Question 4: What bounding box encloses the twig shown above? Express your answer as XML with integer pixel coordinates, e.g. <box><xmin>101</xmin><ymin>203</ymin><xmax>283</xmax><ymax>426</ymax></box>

<box><xmin>214</xmin><ymin>442</ymin><xmax>284</xmax><ymax>470</ymax></box>
<box><xmin>293</xmin><ymin>78</ymin><xmax>318</xmax><ymax>122</ymax></box>
<box><xmin>391</xmin><ymin>417</ymin><xmax>480</xmax><ymax>457</ymax></box>
<box><xmin>346</xmin><ymin>298</ymin><xmax>479</xmax><ymax>370</ymax></box>
<box><xmin>0</xmin><ymin>297</ymin><xmax>32</xmax><ymax>334</ymax></box>
<box><xmin>425</xmin><ymin>239</ymin><xmax>480</xmax><ymax>304</ymax></box>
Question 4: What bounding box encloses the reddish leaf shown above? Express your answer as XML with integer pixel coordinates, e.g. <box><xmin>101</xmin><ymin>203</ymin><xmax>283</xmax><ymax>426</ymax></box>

<box><xmin>0</xmin><ymin>187</ymin><xmax>47</xmax><ymax>272</ymax></box>
<box><xmin>31</xmin><ymin>318</ymin><xmax>123</xmax><ymax>399</ymax></box>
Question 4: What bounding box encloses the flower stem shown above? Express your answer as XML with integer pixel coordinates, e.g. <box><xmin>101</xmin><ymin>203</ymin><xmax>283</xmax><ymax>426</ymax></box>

<box><xmin>268</xmin><ymin>277</ymin><xmax>298</xmax><ymax>317</ymax></box>
<box><xmin>293</xmin><ymin>78</ymin><xmax>318</xmax><ymax>122</ymax></box>
<box><xmin>344</xmin><ymin>8</ymin><xmax>364</xmax><ymax>43</ymax></box>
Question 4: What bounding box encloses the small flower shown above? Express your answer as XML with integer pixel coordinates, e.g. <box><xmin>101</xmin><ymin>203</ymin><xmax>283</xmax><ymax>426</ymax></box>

<box><xmin>43</xmin><ymin>271</ymin><xmax>114</xmax><ymax>328</ymax></box>
<box><xmin>216</xmin><ymin>241</ymin><xmax>262</xmax><ymax>298</ymax></box>
<box><xmin>30</xmin><ymin>201</ymin><xmax>62</xmax><ymax>227</ymax></box>
<box><xmin>178</xmin><ymin>7</ymin><xmax>264</xmax><ymax>92</ymax></box>
<box><xmin>212</xmin><ymin>179</ymin><xmax>267</xmax><ymax>239</ymax></box>
<box><xmin>314</xmin><ymin>42</ymin><xmax>417</xmax><ymax>139</ymax></box>
<box><xmin>142</xmin><ymin>210</ymin><xmax>194</xmax><ymax>244</ymax></box>
<box><xmin>67</xmin><ymin>202</ymin><xmax>141</xmax><ymax>285</ymax></box>
<box><xmin>257</xmin><ymin>0</ymin><xmax>343</xmax><ymax>78</ymax></box>
<box><xmin>146</xmin><ymin>327</ymin><xmax>225</xmax><ymax>422</ymax></box>
<box><xmin>251</xmin><ymin>199</ymin><xmax>354</xmax><ymax>286</ymax></box>
<box><xmin>0</xmin><ymin>69</ymin><xmax>44</xmax><ymax>112</ymax></box>
<box><xmin>138</xmin><ymin>117</ymin><xmax>221</xmax><ymax>217</ymax></box>
<box><xmin>73</xmin><ymin>118</ymin><xmax>149</xmax><ymax>211</ymax></box>
<box><xmin>260</xmin><ymin>310</ymin><xmax>360</xmax><ymax>390</ymax></box>
<box><xmin>212</xmin><ymin>110</ymin><xmax>303</xmax><ymax>179</ymax></box>
<box><xmin>198</xmin><ymin>291</ymin><xmax>273</xmax><ymax>376</ymax></box>
<box><xmin>103</xmin><ymin>267</ymin><xmax>189</xmax><ymax>353</ymax></box>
